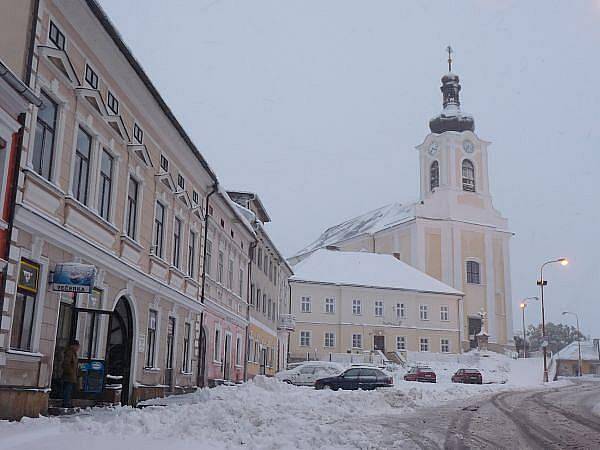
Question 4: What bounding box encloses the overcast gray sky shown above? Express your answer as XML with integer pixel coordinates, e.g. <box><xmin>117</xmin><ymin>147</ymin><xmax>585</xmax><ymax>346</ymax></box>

<box><xmin>99</xmin><ymin>0</ymin><xmax>600</xmax><ymax>337</ymax></box>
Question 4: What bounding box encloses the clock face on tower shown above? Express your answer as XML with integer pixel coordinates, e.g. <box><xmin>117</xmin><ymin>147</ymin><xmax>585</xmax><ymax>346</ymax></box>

<box><xmin>462</xmin><ymin>140</ymin><xmax>475</xmax><ymax>154</ymax></box>
<box><xmin>428</xmin><ymin>142</ymin><xmax>439</xmax><ymax>156</ymax></box>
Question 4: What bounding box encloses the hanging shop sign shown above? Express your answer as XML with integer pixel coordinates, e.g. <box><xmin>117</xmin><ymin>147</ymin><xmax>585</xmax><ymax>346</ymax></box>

<box><xmin>52</xmin><ymin>263</ymin><xmax>96</xmax><ymax>293</ymax></box>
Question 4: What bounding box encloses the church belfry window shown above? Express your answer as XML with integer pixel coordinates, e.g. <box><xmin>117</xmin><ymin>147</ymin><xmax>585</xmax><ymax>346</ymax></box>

<box><xmin>430</xmin><ymin>161</ymin><xmax>439</xmax><ymax>191</ymax></box>
<box><xmin>462</xmin><ymin>159</ymin><xmax>475</xmax><ymax>192</ymax></box>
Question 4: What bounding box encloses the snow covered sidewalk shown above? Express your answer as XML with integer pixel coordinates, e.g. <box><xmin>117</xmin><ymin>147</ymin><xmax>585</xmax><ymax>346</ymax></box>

<box><xmin>0</xmin><ymin>357</ymin><xmax>560</xmax><ymax>450</ymax></box>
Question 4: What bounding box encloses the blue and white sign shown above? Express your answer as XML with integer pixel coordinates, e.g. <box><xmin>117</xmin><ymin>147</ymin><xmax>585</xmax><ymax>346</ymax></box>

<box><xmin>52</xmin><ymin>263</ymin><xmax>96</xmax><ymax>293</ymax></box>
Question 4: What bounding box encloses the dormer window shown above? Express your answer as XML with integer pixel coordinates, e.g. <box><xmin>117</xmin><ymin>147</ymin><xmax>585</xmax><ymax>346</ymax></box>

<box><xmin>49</xmin><ymin>21</ymin><xmax>65</xmax><ymax>50</ymax></box>
<box><xmin>462</xmin><ymin>159</ymin><xmax>475</xmax><ymax>192</ymax></box>
<box><xmin>85</xmin><ymin>64</ymin><xmax>98</xmax><ymax>89</ymax></box>
<box><xmin>177</xmin><ymin>174</ymin><xmax>185</xmax><ymax>190</ymax></box>
<box><xmin>430</xmin><ymin>160</ymin><xmax>439</xmax><ymax>191</ymax></box>
<box><xmin>192</xmin><ymin>190</ymin><xmax>199</xmax><ymax>205</ymax></box>
<box><xmin>160</xmin><ymin>154</ymin><xmax>169</xmax><ymax>172</ymax></box>
<box><xmin>133</xmin><ymin>123</ymin><xmax>143</xmax><ymax>144</ymax></box>
<box><xmin>107</xmin><ymin>91</ymin><xmax>119</xmax><ymax>114</ymax></box>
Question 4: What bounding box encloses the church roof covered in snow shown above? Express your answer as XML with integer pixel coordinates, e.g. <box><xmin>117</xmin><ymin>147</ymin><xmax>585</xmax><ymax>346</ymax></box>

<box><xmin>290</xmin><ymin>249</ymin><xmax>463</xmax><ymax>295</ymax></box>
<box><xmin>292</xmin><ymin>202</ymin><xmax>416</xmax><ymax>259</ymax></box>
<box><xmin>553</xmin><ymin>340</ymin><xmax>600</xmax><ymax>361</ymax></box>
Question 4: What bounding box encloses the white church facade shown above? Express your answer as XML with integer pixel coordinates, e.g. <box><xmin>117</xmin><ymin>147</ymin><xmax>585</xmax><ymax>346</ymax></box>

<box><xmin>290</xmin><ymin>60</ymin><xmax>514</xmax><ymax>352</ymax></box>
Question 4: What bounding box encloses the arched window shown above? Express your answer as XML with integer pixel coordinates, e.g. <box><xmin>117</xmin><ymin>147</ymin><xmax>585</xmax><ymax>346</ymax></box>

<box><xmin>430</xmin><ymin>161</ymin><xmax>439</xmax><ymax>191</ymax></box>
<box><xmin>466</xmin><ymin>261</ymin><xmax>481</xmax><ymax>284</ymax></box>
<box><xmin>462</xmin><ymin>159</ymin><xmax>475</xmax><ymax>192</ymax></box>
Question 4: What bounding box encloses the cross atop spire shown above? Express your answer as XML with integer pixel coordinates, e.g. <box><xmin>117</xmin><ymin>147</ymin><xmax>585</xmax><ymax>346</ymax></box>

<box><xmin>446</xmin><ymin>45</ymin><xmax>453</xmax><ymax>72</ymax></box>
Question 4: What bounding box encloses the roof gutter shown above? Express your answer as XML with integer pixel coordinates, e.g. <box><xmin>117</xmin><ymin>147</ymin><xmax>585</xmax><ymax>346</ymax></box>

<box><xmin>0</xmin><ymin>61</ymin><xmax>41</xmax><ymax>107</ymax></box>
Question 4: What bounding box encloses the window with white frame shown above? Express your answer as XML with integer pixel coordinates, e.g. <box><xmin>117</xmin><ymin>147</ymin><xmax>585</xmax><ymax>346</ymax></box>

<box><xmin>352</xmin><ymin>299</ymin><xmax>362</xmax><ymax>315</ymax></box>
<box><xmin>227</xmin><ymin>259</ymin><xmax>234</xmax><ymax>289</ymax></box>
<box><xmin>352</xmin><ymin>333</ymin><xmax>362</xmax><ymax>349</ymax></box>
<box><xmin>396</xmin><ymin>302</ymin><xmax>406</xmax><ymax>319</ymax></box>
<box><xmin>133</xmin><ymin>123</ymin><xmax>143</xmax><ymax>144</ymax></box>
<box><xmin>10</xmin><ymin>259</ymin><xmax>40</xmax><ymax>352</ymax></box>
<box><xmin>324</xmin><ymin>332</ymin><xmax>335</xmax><ymax>348</ymax></box>
<box><xmin>300</xmin><ymin>331</ymin><xmax>311</xmax><ymax>347</ymax></box>
<box><xmin>84</xmin><ymin>64</ymin><xmax>98</xmax><ymax>89</ymax></box>
<box><xmin>160</xmin><ymin>154</ymin><xmax>169</xmax><ymax>172</ymax></box>
<box><xmin>97</xmin><ymin>149</ymin><xmax>113</xmax><ymax>221</ymax></box>
<box><xmin>217</xmin><ymin>250</ymin><xmax>224</xmax><ymax>283</ymax></box>
<box><xmin>430</xmin><ymin>160</ymin><xmax>440</xmax><ymax>191</ymax></box>
<box><xmin>49</xmin><ymin>20</ymin><xmax>65</xmax><ymax>50</ymax></box>
<box><xmin>125</xmin><ymin>177</ymin><xmax>139</xmax><ymax>239</ymax></box>
<box><xmin>396</xmin><ymin>336</ymin><xmax>406</xmax><ymax>351</ymax></box>
<box><xmin>236</xmin><ymin>335</ymin><xmax>242</xmax><ymax>366</ymax></box>
<box><xmin>301</xmin><ymin>296</ymin><xmax>311</xmax><ymax>313</ymax></box>
<box><xmin>441</xmin><ymin>338</ymin><xmax>450</xmax><ymax>353</ymax></box>
<box><xmin>182</xmin><ymin>322</ymin><xmax>191</xmax><ymax>372</ymax></box>
<box><xmin>73</xmin><ymin>127</ymin><xmax>92</xmax><ymax>205</ymax></box>
<box><xmin>188</xmin><ymin>230</ymin><xmax>196</xmax><ymax>277</ymax></box>
<box><xmin>375</xmin><ymin>300</ymin><xmax>384</xmax><ymax>317</ymax></box>
<box><xmin>462</xmin><ymin>159</ymin><xmax>476</xmax><ymax>192</ymax></box>
<box><xmin>107</xmin><ymin>91</ymin><xmax>119</xmax><ymax>114</ymax></box>
<box><xmin>153</xmin><ymin>201</ymin><xmax>165</xmax><ymax>258</ymax></box>
<box><xmin>419</xmin><ymin>304</ymin><xmax>429</xmax><ymax>321</ymax></box>
<box><xmin>32</xmin><ymin>91</ymin><xmax>57</xmax><ymax>180</ymax></box>
<box><xmin>466</xmin><ymin>260</ymin><xmax>481</xmax><ymax>284</ymax></box>
<box><xmin>205</xmin><ymin>239</ymin><xmax>212</xmax><ymax>276</ymax></box>
<box><xmin>262</xmin><ymin>294</ymin><xmax>267</xmax><ymax>314</ymax></box>
<box><xmin>324</xmin><ymin>297</ymin><xmax>335</xmax><ymax>314</ymax></box>
<box><xmin>419</xmin><ymin>337</ymin><xmax>429</xmax><ymax>352</ymax></box>
<box><xmin>239</xmin><ymin>268</ymin><xmax>244</xmax><ymax>296</ymax></box>
<box><xmin>172</xmin><ymin>217</ymin><xmax>182</xmax><ymax>268</ymax></box>
<box><xmin>247</xmin><ymin>337</ymin><xmax>254</xmax><ymax>362</ymax></box>
<box><xmin>145</xmin><ymin>310</ymin><xmax>157</xmax><ymax>368</ymax></box>
<box><xmin>177</xmin><ymin>173</ymin><xmax>185</xmax><ymax>190</ymax></box>
<box><xmin>440</xmin><ymin>305</ymin><xmax>449</xmax><ymax>321</ymax></box>
<box><xmin>213</xmin><ymin>327</ymin><xmax>221</xmax><ymax>362</ymax></box>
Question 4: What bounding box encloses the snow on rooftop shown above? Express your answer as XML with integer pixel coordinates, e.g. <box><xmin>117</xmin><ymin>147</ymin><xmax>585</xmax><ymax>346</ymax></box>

<box><xmin>553</xmin><ymin>341</ymin><xmax>600</xmax><ymax>361</ymax></box>
<box><xmin>290</xmin><ymin>249</ymin><xmax>462</xmax><ymax>295</ymax></box>
<box><xmin>293</xmin><ymin>202</ymin><xmax>416</xmax><ymax>258</ymax></box>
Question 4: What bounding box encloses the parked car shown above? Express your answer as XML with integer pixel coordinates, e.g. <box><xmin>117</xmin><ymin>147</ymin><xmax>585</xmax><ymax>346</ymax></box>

<box><xmin>403</xmin><ymin>366</ymin><xmax>437</xmax><ymax>383</ymax></box>
<box><xmin>315</xmin><ymin>366</ymin><xmax>393</xmax><ymax>390</ymax></box>
<box><xmin>275</xmin><ymin>362</ymin><xmax>344</xmax><ymax>386</ymax></box>
<box><xmin>451</xmin><ymin>369</ymin><xmax>483</xmax><ymax>384</ymax></box>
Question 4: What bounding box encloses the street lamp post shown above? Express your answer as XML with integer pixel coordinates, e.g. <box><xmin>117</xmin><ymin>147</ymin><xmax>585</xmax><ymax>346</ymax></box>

<box><xmin>562</xmin><ymin>311</ymin><xmax>582</xmax><ymax>377</ymax></box>
<box><xmin>519</xmin><ymin>297</ymin><xmax>539</xmax><ymax>358</ymax></box>
<box><xmin>538</xmin><ymin>257</ymin><xmax>568</xmax><ymax>382</ymax></box>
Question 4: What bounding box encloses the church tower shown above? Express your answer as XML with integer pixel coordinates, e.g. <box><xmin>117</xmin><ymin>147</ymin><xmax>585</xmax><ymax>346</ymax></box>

<box><xmin>414</xmin><ymin>48</ymin><xmax>514</xmax><ymax>350</ymax></box>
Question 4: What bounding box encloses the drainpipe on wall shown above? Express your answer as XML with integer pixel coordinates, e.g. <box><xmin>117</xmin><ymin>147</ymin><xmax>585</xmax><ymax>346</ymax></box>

<box><xmin>196</xmin><ymin>183</ymin><xmax>218</xmax><ymax>388</ymax></box>
<box><xmin>243</xmin><ymin>239</ymin><xmax>257</xmax><ymax>382</ymax></box>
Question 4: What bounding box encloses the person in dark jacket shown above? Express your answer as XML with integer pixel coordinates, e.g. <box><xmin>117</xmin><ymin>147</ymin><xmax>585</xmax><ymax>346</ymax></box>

<box><xmin>62</xmin><ymin>340</ymin><xmax>80</xmax><ymax>408</ymax></box>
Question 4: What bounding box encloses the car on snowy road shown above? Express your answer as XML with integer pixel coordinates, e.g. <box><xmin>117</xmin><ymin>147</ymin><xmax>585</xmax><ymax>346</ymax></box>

<box><xmin>275</xmin><ymin>361</ymin><xmax>344</xmax><ymax>386</ymax></box>
<box><xmin>451</xmin><ymin>368</ymin><xmax>483</xmax><ymax>384</ymax></box>
<box><xmin>403</xmin><ymin>366</ymin><xmax>437</xmax><ymax>383</ymax></box>
<box><xmin>314</xmin><ymin>366</ymin><xmax>393</xmax><ymax>390</ymax></box>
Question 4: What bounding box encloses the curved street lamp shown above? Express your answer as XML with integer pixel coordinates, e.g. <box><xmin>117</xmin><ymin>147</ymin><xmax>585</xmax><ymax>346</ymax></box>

<box><xmin>519</xmin><ymin>296</ymin><xmax>539</xmax><ymax>358</ymax></box>
<box><xmin>562</xmin><ymin>311</ymin><xmax>582</xmax><ymax>377</ymax></box>
<box><xmin>538</xmin><ymin>257</ymin><xmax>568</xmax><ymax>382</ymax></box>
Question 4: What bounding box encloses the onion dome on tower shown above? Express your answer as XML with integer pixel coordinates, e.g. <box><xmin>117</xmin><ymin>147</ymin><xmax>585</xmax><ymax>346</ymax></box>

<box><xmin>429</xmin><ymin>46</ymin><xmax>475</xmax><ymax>134</ymax></box>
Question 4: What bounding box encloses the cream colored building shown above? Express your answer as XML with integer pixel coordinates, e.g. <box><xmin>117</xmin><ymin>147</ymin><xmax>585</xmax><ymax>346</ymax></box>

<box><xmin>290</xmin><ymin>69</ymin><xmax>513</xmax><ymax>352</ymax></box>
<box><xmin>228</xmin><ymin>191</ymin><xmax>294</xmax><ymax>376</ymax></box>
<box><xmin>289</xmin><ymin>249</ymin><xmax>463</xmax><ymax>360</ymax></box>
<box><xmin>0</xmin><ymin>0</ymin><xmax>255</xmax><ymax>418</ymax></box>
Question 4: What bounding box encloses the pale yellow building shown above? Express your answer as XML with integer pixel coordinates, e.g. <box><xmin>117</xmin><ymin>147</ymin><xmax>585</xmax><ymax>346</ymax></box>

<box><xmin>290</xmin><ymin>68</ymin><xmax>513</xmax><ymax>352</ymax></box>
<box><xmin>289</xmin><ymin>249</ymin><xmax>463</xmax><ymax>360</ymax></box>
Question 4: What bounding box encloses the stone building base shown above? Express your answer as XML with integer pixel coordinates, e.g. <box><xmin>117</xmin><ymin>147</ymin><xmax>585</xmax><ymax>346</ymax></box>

<box><xmin>0</xmin><ymin>388</ymin><xmax>48</xmax><ymax>420</ymax></box>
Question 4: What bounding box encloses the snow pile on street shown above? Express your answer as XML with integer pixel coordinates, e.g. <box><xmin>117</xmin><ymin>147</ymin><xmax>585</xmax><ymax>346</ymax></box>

<box><xmin>0</xmin><ymin>353</ymin><xmax>552</xmax><ymax>450</ymax></box>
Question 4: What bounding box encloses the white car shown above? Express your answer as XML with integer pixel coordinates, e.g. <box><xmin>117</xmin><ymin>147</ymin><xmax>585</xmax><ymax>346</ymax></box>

<box><xmin>276</xmin><ymin>362</ymin><xmax>344</xmax><ymax>386</ymax></box>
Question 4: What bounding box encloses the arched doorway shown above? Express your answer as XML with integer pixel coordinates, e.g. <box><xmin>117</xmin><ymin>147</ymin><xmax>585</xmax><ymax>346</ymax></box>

<box><xmin>106</xmin><ymin>297</ymin><xmax>133</xmax><ymax>404</ymax></box>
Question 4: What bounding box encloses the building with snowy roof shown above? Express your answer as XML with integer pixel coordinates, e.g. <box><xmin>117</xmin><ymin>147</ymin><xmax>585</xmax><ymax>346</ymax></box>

<box><xmin>552</xmin><ymin>339</ymin><xmax>600</xmax><ymax>377</ymax></box>
<box><xmin>290</xmin><ymin>54</ymin><xmax>514</xmax><ymax>352</ymax></box>
<box><xmin>288</xmin><ymin>249</ymin><xmax>464</xmax><ymax>360</ymax></box>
